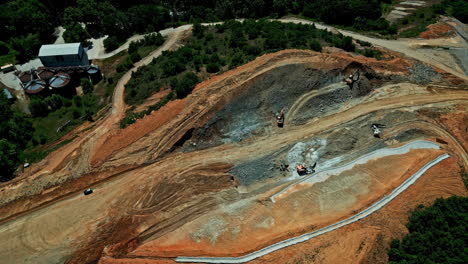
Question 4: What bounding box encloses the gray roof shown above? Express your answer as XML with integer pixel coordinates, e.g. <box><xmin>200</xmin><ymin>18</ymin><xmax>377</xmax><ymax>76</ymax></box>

<box><xmin>39</xmin><ymin>43</ymin><xmax>82</xmax><ymax>57</ymax></box>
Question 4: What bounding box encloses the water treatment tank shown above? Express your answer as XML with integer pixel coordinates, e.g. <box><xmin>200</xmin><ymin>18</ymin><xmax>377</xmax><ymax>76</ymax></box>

<box><xmin>49</xmin><ymin>72</ymin><xmax>71</xmax><ymax>89</ymax></box>
<box><xmin>24</xmin><ymin>80</ymin><xmax>46</xmax><ymax>94</ymax></box>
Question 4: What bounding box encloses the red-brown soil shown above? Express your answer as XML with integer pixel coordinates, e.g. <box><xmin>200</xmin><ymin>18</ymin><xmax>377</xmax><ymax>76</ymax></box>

<box><xmin>419</xmin><ymin>23</ymin><xmax>456</xmax><ymax>39</ymax></box>
<box><xmin>91</xmin><ymin>99</ymin><xmax>186</xmax><ymax>167</ymax></box>
<box><xmin>133</xmin><ymin>88</ymin><xmax>171</xmax><ymax>113</ymax></box>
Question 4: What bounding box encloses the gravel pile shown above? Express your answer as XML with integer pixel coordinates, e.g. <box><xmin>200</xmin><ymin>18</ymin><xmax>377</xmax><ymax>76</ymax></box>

<box><xmin>230</xmin><ymin>153</ymin><xmax>278</xmax><ymax>185</ymax></box>
<box><xmin>409</xmin><ymin>62</ymin><xmax>442</xmax><ymax>84</ymax></box>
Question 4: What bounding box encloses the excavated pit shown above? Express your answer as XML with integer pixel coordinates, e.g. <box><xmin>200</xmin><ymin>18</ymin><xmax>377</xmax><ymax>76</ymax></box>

<box><xmin>182</xmin><ymin>63</ymin><xmax>384</xmax><ymax>153</ymax></box>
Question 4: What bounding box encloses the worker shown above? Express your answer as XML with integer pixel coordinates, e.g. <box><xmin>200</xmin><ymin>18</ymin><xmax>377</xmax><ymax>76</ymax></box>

<box><xmin>276</xmin><ymin>109</ymin><xmax>284</xmax><ymax>127</ymax></box>
<box><xmin>296</xmin><ymin>164</ymin><xmax>308</xmax><ymax>176</ymax></box>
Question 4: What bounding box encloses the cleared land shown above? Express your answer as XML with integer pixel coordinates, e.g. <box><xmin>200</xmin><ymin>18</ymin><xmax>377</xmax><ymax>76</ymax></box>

<box><xmin>0</xmin><ymin>20</ymin><xmax>466</xmax><ymax>264</ymax></box>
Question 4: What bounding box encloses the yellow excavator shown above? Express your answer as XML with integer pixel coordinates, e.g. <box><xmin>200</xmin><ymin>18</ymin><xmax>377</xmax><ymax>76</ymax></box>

<box><xmin>276</xmin><ymin>109</ymin><xmax>284</xmax><ymax>127</ymax></box>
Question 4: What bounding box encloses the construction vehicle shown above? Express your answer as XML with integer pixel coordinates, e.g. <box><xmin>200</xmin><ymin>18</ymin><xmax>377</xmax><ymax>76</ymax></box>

<box><xmin>276</xmin><ymin>109</ymin><xmax>285</xmax><ymax>127</ymax></box>
<box><xmin>371</xmin><ymin>123</ymin><xmax>385</xmax><ymax>138</ymax></box>
<box><xmin>296</xmin><ymin>162</ymin><xmax>317</xmax><ymax>176</ymax></box>
<box><xmin>344</xmin><ymin>71</ymin><xmax>360</xmax><ymax>87</ymax></box>
<box><xmin>84</xmin><ymin>188</ymin><xmax>93</xmax><ymax>195</ymax></box>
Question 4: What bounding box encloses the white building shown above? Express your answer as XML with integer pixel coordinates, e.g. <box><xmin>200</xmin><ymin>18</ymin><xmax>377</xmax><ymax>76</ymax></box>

<box><xmin>39</xmin><ymin>43</ymin><xmax>89</xmax><ymax>67</ymax></box>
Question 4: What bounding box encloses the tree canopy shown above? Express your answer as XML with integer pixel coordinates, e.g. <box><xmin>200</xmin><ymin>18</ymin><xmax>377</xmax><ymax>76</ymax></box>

<box><xmin>0</xmin><ymin>92</ymin><xmax>33</xmax><ymax>181</ymax></box>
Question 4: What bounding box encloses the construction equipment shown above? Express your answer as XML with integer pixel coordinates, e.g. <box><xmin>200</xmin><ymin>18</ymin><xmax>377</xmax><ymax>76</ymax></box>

<box><xmin>296</xmin><ymin>162</ymin><xmax>317</xmax><ymax>176</ymax></box>
<box><xmin>344</xmin><ymin>71</ymin><xmax>360</xmax><ymax>87</ymax></box>
<box><xmin>276</xmin><ymin>109</ymin><xmax>285</xmax><ymax>127</ymax></box>
<box><xmin>83</xmin><ymin>188</ymin><xmax>93</xmax><ymax>195</ymax></box>
<box><xmin>371</xmin><ymin>123</ymin><xmax>385</xmax><ymax>138</ymax></box>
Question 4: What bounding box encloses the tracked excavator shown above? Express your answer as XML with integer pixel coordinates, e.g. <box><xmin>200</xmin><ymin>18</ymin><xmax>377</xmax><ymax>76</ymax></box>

<box><xmin>344</xmin><ymin>71</ymin><xmax>360</xmax><ymax>87</ymax></box>
<box><xmin>276</xmin><ymin>109</ymin><xmax>285</xmax><ymax>127</ymax></box>
<box><xmin>296</xmin><ymin>162</ymin><xmax>317</xmax><ymax>176</ymax></box>
<box><xmin>371</xmin><ymin>123</ymin><xmax>386</xmax><ymax>138</ymax></box>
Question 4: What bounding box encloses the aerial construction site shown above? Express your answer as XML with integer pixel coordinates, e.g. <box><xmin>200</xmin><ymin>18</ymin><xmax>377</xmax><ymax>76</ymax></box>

<box><xmin>0</xmin><ymin>15</ymin><xmax>467</xmax><ymax>264</ymax></box>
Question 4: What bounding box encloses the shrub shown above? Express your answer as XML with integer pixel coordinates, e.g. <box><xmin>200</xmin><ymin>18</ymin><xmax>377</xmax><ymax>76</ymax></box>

<box><xmin>73</xmin><ymin>96</ymin><xmax>82</xmax><ymax>107</ymax></box>
<box><xmin>206</xmin><ymin>63</ymin><xmax>220</xmax><ymax>73</ymax></box>
<box><xmin>174</xmin><ymin>72</ymin><xmax>199</xmax><ymax>98</ymax></box>
<box><xmin>309</xmin><ymin>39</ymin><xmax>322</xmax><ymax>52</ymax></box>
<box><xmin>130</xmin><ymin>52</ymin><xmax>141</xmax><ymax>63</ymax></box>
<box><xmin>80</xmin><ymin>78</ymin><xmax>94</xmax><ymax>94</ymax></box>
<box><xmin>72</xmin><ymin>108</ymin><xmax>81</xmax><ymax>119</ymax></box>
<box><xmin>29</xmin><ymin>99</ymin><xmax>49</xmax><ymax>117</ymax></box>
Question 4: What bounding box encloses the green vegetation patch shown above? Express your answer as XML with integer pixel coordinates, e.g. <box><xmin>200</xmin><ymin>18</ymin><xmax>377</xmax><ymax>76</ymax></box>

<box><xmin>388</xmin><ymin>196</ymin><xmax>468</xmax><ymax>264</ymax></box>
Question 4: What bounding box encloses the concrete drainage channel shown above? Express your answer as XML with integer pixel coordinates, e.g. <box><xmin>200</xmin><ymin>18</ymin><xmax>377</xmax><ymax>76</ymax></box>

<box><xmin>176</xmin><ymin>152</ymin><xmax>450</xmax><ymax>263</ymax></box>
<box><xmin>271</xmin><ymin>140</ymin><xmax>441</xmax><ymax>203</ymax></box>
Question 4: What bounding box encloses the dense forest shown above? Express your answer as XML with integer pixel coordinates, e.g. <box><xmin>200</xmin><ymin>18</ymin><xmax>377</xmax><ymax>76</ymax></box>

<box><xmin>1</xmin><ymin>0</ymin><xmax>467</xmax><ymax>64</ymax></box>
<box><xmin>120</xmin><ymin>19</ymin><xmax>378</xmax><ymax>127</ymax></box>
<box><xmin>388</xmin><ymin>196</ymin><xmax>468</xmax><ymax>264</ymax></box>
<box><xmin>0</xmin><ymin>92</ymin><xmax>33</xmax><ymax>181</ymax></box>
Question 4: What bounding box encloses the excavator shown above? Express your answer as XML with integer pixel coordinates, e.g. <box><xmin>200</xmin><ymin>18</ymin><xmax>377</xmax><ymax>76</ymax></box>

<box><xmin>296</xmin><ymin>162</ymin><xmax>317</xmax><ymax>176</ymax></box>
<box><xmin>371</xmin><ymin>123</ymin><xmax>386</xmax><ymax>138</ymax></box>
<box><xmin>344</xmin><ymin>71</ymin><xmax>360</xmax><ymax>87</ymax></box>
<box><xmin>276</xmin><ymin>109</ymin><xmax>285</xmax><ymax>127</ymax></box>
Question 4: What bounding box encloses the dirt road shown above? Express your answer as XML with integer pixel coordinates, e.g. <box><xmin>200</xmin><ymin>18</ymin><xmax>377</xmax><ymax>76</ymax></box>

<box><xmin>278</xmin><ymin>17</ymin><xmax>468</xmax><ymax>81</ymax></box>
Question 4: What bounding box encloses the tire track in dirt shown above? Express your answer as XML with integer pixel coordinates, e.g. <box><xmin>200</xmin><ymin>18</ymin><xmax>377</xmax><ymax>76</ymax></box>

<box><xmin>285</xmin><ymin>82</ymin><xmax>347</xmax><ymax>122</ymax></box>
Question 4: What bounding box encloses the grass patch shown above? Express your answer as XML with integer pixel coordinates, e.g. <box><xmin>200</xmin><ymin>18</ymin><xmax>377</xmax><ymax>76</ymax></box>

<box><xmin>21</xmin><ymin>135</ymin><xmax>78</xmax><ymax>164</ymax></box>
<box><xmin>138</xmin><ymin>44</ymin><xmax>160</xmax><ymax>58</ymax></box>
<box><xmin>93</xmin><ymin>50</ymin><xmax>129</xmax><ymax>99</ymax></box>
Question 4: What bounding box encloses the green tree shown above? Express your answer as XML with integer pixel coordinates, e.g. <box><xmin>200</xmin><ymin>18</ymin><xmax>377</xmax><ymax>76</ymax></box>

<box><xmin>174</xmin><ymin>72</ymin><xmax>199</xmax><ymax>98</ymax></box>
<box><xmin>80</xmin><ymin>78</ymin><xmax>94</xmax><ymax>94</ymax></box>
<box><xmin>63</xmin><ymin>23</ymin><xmax>91</xmax><ymax>44</ymax></box>
<box><xmin>10</xmin><ymin>33</ymin><xmax>41</xmax><ymax>63</ymax></box>
<box><xmin>206</xmin><ymin>63</ymin><xmax>220</xmax><ymax>73</ymax></box>
<box><xmin>73</xmin><ymin>95</ymin><xmax>82</xmax><ymax>107</ymax></box>
<box><xmin>388</xmin><ymin>196</ymin><xmax>468</xmax><ymax>264</ymax></box>
<box><xmin>46</xmin><ymin>94</ymin><xmax>65</xmax><ymax>111</ymax></box>
<box><xmin>0</xmin><ymin>139</ymin><xmax>18</xmax><ymax>181</ymax></box>
<box><xmin>193</xmin><ymin>22</ymin><xmax>205</xmax><ymax>38</ymax></box>
<box><xmin>29</xmin><ymin>98</ymin><xmax>49</xmax><ymax>117</ymax></box>
<box><xmin>309</xmin><ymin>39</ymin><xmax>322</xmax><ymax>52</ymax></box>
<box><xmin>104</xmin><ymin>36</ymin><xmax>120</xmax><ymax>52</ymax></box>
<box><xmin>130</xmin><ymin>52</ymin><xmax>141</xmax><ymax>63</ymax></box>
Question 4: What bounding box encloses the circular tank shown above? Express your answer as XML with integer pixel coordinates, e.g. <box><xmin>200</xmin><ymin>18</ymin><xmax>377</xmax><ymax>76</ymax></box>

<box><xmin>49</xmin><ymin>72</ymin><xmax>71</xmax><ymax>89</ymax></box>
<box><xmin>19</xmin><ymin>72</ymin><xmax>33</xmax><ymax>83</ymax></box>
<box><xmin>87</xmin><ymin>65</ymin><xmax>100</xmax><ymax>75</ymax></box>
<box><xmin>24</xmin><ymin>80</ymin><xmax>46</xmax><ymax>94</ymax></box>
<box><xmin>87</xmin><ymin>65</ymin><xmax>101</xmax><ymax>83</ymax></box>
<box><xmin>37</xmin><ymin>69</ymin><xmax>55</xmax><ymax>80</ymax></box>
